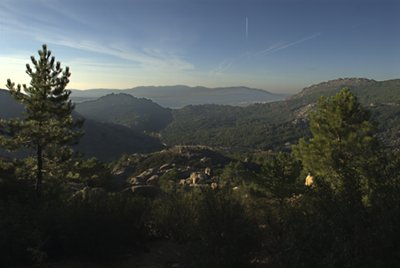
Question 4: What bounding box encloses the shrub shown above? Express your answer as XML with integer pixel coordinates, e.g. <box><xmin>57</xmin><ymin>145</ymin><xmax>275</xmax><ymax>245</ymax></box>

<box><xmin>150</xmin><ymin>188</ymin><xmax>259</xmax><ymax>268</ymax></box>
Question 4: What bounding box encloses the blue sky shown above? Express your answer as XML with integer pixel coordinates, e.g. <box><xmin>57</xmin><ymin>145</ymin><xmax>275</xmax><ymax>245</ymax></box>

<box><xmin>0</xmin><ymin>0</ymin><xmax>399</xmax><ymax>93</ymax></box>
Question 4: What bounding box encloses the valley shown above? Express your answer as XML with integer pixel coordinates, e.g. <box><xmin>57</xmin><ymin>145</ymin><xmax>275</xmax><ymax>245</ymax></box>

<box><xmin>69</xmin><ymin>78</ymin><xmax>400</xmax><ymax>158</ymax></box>
<box><xmin>2</xmin><ymin>77</ymin><xmax>399</xmax><ymax>160</ymax></box>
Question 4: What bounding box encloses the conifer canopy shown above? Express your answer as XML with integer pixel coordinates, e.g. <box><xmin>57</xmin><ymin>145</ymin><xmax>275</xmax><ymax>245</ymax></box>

<box><xmin>0</xmin><ymin>44</ymin><xmax>82</xmax><ymax>194</ymax></box>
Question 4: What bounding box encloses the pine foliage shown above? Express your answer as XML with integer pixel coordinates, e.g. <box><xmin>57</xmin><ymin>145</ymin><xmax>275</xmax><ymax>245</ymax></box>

<box><xmin>293</xmin><ymin>88</ymin><xmax>381</xmax><ymax>203</ymax></box>
<box><xmin>0</xmin><ymin>44</ymin><xmax>82</xmax><ymax>194</ymax></box>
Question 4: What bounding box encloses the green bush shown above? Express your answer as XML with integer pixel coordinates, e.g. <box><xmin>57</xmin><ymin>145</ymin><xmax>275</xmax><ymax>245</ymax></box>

<box><xmin>0</xmin><ymin>198</ymin><xmax>42</xmax><ymax>266</ymax></box>
<box><xmin>150</xmin><ymin>188</ymin><xmax>259</xmax><ymax>268</ymax></box>
<box><xmin>149</xmin><ymin>189</ymin><xmax>200</xmax><ymax>241</ymax></box>
<box><xmin>44</xmin><ymin>192</ymin><xmax>150</xmax><ymax>258</ymax></box>
<box><xmin>190</xmin><ymin>190</ymin><xmax>259</xmax><ymax>268</ymax></box>
<box><xmin>0</xmin><ymin>188</ymin><xmax>151</xmax><ymax>266</ymax></box>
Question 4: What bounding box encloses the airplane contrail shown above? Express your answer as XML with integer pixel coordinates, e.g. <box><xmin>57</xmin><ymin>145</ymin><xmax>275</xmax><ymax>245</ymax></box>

<box><xmin>245</xmin><ymin>17</ymin><xmax>248</xmax><ymax>40</ymax></box>
<box><xmin>259</xmin><ymin>32</ymin><xmax>321</xmax><ymax>55</ymax></box>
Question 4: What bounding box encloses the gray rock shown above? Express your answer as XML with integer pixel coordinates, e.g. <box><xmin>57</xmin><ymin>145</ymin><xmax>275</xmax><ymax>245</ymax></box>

<box><xmin>159</xmin><ymin>163</ymin><xmax>172</xmax><ymax>171</ymax></box>
<box><xmin>189</xmin><ymin>172</ymin><xmax>200</xmax><ymax>184</ymax></box>
<box><xmin>200</xmin><ymin>157</ymin><xmax>210</xmax><ymax>163</ymax></box>
<box><xmin>138</xmin><ymin>168</ymin><xmax>155</xmax><ymax>179</ymax></box>
<box><xmin>147</xmin><ymin>175</ymin><xmax>159</xmax><ymax>185</ymax></box>
<box><xmin>211</xmin><ymin>182</ymin><xmax>218</xmax><ymax>190</ymax></box>
<box><xmin>128</xmin><ymin>176</ymin><xmax>146</xmax><ymax>185</ymax></box>
<box><xmin>204</xmin><ymin>167</ymin><xmax>212</xmax><ymax>176</ymax></box>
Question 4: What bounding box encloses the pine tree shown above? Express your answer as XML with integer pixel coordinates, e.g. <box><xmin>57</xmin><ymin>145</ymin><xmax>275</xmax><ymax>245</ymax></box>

<box><xmin>293</xmin><ymin>88</ymin><xmax>381</xmax><ymax>205</ymax></box>
<box><xmin>0</xmin><ymin>44</ymin><xmax>82</xmax><ymax>195</ymax></box>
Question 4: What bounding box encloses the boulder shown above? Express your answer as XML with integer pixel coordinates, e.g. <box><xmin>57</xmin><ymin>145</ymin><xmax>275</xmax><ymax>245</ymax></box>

<box><xmin>163</xmin><ymin>168</ymin><xmax>175</xmax><ymax>175</ymax></box>
<box><xmin>190</xmin><ymin>172</ymin><xmax>200</xmax><ymax>184</ymax></box>
<box><xmin>159</xmin><ymin>163</ymin><xmax>172</xmax><ymax>171</ymax></box>
<box><xmin>210</xmin><ymin>182</ymin><xmax>218</xmax><ymax>190</ymax></box>
<box><xmin>128</xmin><ymin>168</ymin><xmax>157</xmax><ymax>185</ymax></box>
<box><xmin>128</xmin><ymin>176</ymin><xmax>146</xmax><ymax>185</ymax></box>
<box><xmin>305</xmin><ymin>173</ymin><xmax>314</xmax><ymax>186</ymax></box>
<box><xmin>138</xmin><ymin>168</ymin><xmax>155</xmax><ymax>179</ymax></box>
<box><xmin>112</xmin><ymin>166</ymin><xmax>136</xmax><ymax>180</ymax></box>
<box><xmin>200</xmin><ymin>157</ymin><xmax>210</xmax><ymax>163</ymax></box>
<box><xmin>147</xmin><ymin>175</ymin><xmax>159</xmax><ymax>185</ymax></box>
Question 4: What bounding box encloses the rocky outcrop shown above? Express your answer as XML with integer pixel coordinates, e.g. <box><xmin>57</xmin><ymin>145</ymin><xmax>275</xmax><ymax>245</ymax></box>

<box><xmin>147</xmin><ymin>175</ymin><xmax>159</xmax><ymax>186</ymax></box>
<box><xmin>112</xmin><ymin>146</ymin><xmax>233</xmax><ymax>192</ymax></box>
<box><xmin>126</xmin><ymin>165</ymin><xmax>216</xmax><ymax>189</ymax></box>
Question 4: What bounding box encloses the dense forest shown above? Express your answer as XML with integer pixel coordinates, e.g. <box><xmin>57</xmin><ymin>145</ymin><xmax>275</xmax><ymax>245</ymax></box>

<box><xmin>1</xmin><ymin>46</ymin><xmax>400</xmax><ymax>267</ymax></box>
<box><xmin>162</xmin><ymin>78</ymin><xmax>400</xmax><ymax>151</ymax></box>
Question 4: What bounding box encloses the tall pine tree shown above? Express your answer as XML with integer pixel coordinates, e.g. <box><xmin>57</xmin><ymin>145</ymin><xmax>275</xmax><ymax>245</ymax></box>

<box><xmin>293</xmin><ymin>88</ymin><xmax>381</xmax><ymax>205</ymax></box>
<box><xmin>0</xmin><ymin>44</ymin><xmax>82</xmax><ymax>195</ymax></box>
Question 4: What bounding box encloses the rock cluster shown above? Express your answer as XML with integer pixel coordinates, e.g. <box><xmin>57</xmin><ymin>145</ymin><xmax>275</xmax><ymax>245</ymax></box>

<box><xmin>127</xmin><ymin>163</ymin><xmax>218</xmax><ymax>194</ymax></box>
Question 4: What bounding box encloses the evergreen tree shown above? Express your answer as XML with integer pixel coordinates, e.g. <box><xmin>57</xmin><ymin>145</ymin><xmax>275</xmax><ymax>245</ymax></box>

<box><xmin>0</xmin><ymin>44</ymin><xmax>82</xmax><ymax>195</ymax></box>
<box><xmin>293</xmin><ymin>88</ymin><xmax>381</xmax><ymax>205</ymax></box>
<box><xmin>261</xmin><ymin>152</ymin><xmax>302</xmax><ymax>202</ymax></box>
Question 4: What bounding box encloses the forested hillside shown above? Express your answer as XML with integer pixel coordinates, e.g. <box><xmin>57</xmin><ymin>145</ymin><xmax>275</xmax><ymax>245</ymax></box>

<box><xmin>0</xmin><ymin>89</ymin><xmax>163</xmax><ymax>160</ymax></box>
<box><xmin>75</xmin><ymin>93</ymin><xmax>172</xmax><ymax>132</ymax></box>
<box><xmin>3</xmin><ymin>78</ymin><xmax>399</xmax><ymax>157</ymax></box>
<box><xmin>162</xmin><ymin>78</ymin><xmax>400</xmax><ymax>150</ymax></box>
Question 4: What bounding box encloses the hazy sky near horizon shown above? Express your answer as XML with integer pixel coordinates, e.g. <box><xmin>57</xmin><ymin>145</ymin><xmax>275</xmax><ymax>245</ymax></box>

<box><xmin>0</xmin><ymin>0</ymin><xmax>399</xmax><ymax>93</ymax></box>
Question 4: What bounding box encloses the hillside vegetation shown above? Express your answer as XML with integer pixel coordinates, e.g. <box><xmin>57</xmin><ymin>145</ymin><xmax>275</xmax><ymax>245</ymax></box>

<box><xmin>75</xmin><ymin>93</ymin><xmax>172</xmax><ymax>132</ymax></box>
<box><xmin>162</xmin><ymin>78</ymin><xmax>400</xmax><ymax>150</ymax></box>
<box><xmin>0</xmin><ymin>89</ymin><xmax>163</xmax><ymax>160</ymax></box>
<box><xmin>3</xmin><ymin>78</ymin><xmax>399</xmax><ymax>157</ymax></box>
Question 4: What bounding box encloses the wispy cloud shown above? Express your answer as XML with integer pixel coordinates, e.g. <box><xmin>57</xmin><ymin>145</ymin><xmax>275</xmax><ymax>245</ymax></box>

<box><xmin>255</xmin><ymin>42</ymin><xmax>285</xmax><ymax>55</ymax></box>
<box><xmin>213</xmin><ymin>32</ymin><xmax>321</xmax><ymax>75</ymax></box>
<box><xmin>258</xmin><ymin>32</ymin><xmax>321</xmax><ymax>56</ymax></box>
<box><xmin>212</xmin><ymin>52</ymin><xmax>250</xmax><ymax>75</ymax></box>
<box><xmin>0</xmin><ymin>1</ymin><xmax>194</xmax><ymax>72</ymax></box>
<box><xmin>47</xmin><ymin>38</ymin><xmax>194</xmax><ymax>71</ymax></box>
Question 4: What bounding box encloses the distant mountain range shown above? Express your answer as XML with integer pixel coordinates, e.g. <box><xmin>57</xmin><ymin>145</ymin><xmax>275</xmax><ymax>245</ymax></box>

<box><xmin>1</xmin><ymin>78</ymin><xmax>399</xmax><ymax>160</ymax></box>
<box><xmin>70</xmin><ymin>85</ymin><xmax>286</xmax><ymax>108</ymax></box>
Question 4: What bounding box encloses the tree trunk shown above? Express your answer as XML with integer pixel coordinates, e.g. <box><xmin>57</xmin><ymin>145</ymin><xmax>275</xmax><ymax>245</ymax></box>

<box><xmin>35</xmin><ymin>144</ymin><xmax>43</xmax><ymax>196</ymax></box>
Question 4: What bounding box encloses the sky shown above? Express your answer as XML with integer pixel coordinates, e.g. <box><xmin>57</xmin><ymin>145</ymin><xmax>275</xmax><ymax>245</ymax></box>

<box><xmin>0</xmin><ymin>0</ymin><xmax>399</xmax><ymax>93</ymax></box>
